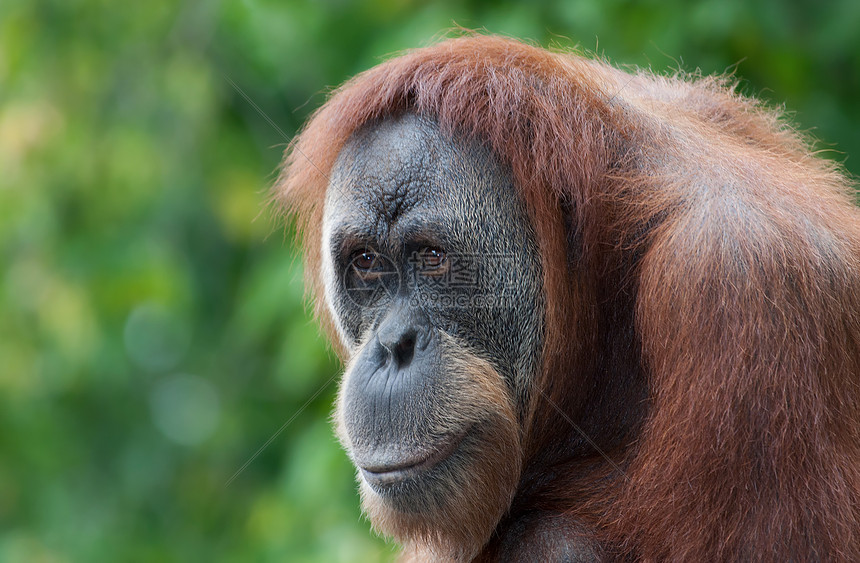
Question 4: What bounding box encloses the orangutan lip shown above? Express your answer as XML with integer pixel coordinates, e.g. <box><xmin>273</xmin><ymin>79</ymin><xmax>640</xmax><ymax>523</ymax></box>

<box><xmin>360</xmin><ymin>427</ymin><xmax>471</xmax><ymax>485</ymax></box>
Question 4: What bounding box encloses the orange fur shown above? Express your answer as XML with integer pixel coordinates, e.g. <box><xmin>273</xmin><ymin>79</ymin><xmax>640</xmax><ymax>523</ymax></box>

<box><xmin>275</xmin><ymin>35</ymin><xmax>860</xmax><ymax>560</ymax></box>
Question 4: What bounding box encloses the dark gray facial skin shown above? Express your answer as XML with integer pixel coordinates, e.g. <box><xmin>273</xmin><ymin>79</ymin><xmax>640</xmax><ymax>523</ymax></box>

<box><xmin>321</xmin><ymin>113</ymin><xmax>544</xmax><ymax>503</ymax></box>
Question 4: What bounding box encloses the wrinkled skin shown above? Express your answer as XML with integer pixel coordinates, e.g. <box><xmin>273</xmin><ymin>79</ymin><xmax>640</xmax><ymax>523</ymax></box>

<box><xmin>321</xmin><ymin>114</ymin><xmax>546</xmax><ymax>559</ymax></box>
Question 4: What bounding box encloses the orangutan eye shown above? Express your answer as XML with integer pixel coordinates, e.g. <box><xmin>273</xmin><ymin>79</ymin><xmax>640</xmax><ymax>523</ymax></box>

<box><xmin>352</xmin><ymin>251</ymin><xmax>380</xmax><ymax>272</ymax></box>
<box><xmin>421</xmin><ymin>247</ymin><xmax>447</xmax><ymax>269</ymax></box>
<box><xmin>348</xmin><ymin>249</ymin><xmax>395</xmax><ymax>283</ymax></box>
<box><xmin>416</xmin><ymin>247</ymin><xmax>449</xmax><ymax>277</ymax></box>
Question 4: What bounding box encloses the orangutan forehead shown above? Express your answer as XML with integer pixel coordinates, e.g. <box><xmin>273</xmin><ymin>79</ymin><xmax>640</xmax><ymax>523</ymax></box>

<box><xmin>324</xmin><ymin>113</ymin><xmax>510</xmax><ymax>235</ymax></box>
<box><xmin>327</xmin><ymin>115</ymin><xmax>448</xmax><ymax>227</ymax></box>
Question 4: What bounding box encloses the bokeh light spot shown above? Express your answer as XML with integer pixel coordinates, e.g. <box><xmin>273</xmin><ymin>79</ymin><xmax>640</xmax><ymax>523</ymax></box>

<box><xmin>149</xmin><ymin>374</ymin><xmax>220</xmax><ymax>446</ymax></box>
<box><xmin>123</xmin><ymin>302</ymin><xmax>190</xmax><ymax>372</ymax></box>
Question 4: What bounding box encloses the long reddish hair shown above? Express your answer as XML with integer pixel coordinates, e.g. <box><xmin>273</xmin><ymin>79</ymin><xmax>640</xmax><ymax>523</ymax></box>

<box><xmin>275</xmin><ymin>34</ymin><xmax>860</xmax><ymax>560</ymax></box>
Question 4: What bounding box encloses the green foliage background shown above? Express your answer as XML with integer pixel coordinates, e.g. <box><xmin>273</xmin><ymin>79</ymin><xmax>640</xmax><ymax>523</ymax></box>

<box><xmin>1</xmin><ymin>1</ymin><xmax>858</xmax><ymax>561</ymax></box>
